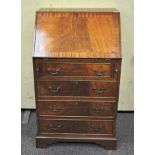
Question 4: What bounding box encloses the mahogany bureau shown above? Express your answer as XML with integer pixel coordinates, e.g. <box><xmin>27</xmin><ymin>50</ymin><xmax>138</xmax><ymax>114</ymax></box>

<box><xmin>32</xmin><ymin>8</ymin><xmax>122</xmax><ymax>150</ymax></box>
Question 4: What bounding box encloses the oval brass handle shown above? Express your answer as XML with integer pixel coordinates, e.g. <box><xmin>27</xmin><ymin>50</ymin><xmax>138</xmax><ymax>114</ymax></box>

<box><xmin>93</xmin><ymin>88</ymin><xmax>106</xmax><ymax>93</ymax></box>
<box><xmin>48</xmin><ymin>107</ymin><xmax>61</xmax><ymax>112</ymax></box>
<box><xmin>48</xmin><ymin>124</ymin><xmax>62</xmax><ymax>131</ymax></box>
<box><xmin>48</xmin><ymin>86</ymin><xmax>60</xmax><ymax>93</ymax></box>
<box><xmin>47</xmin><ymin>68</ymin><xmax>61</xmax><ymax>75</ymax></box>
<box><xmin>92</xmin><ymin>107</ymin><xmax>104</xmax><ymax>112</ymax></box>
<box><xmin>52</xmin><ymin>108</ymin><xmax>60</xmax><ymax>112</ymax></box>
<box><xmin>36</xmin><ymin>68</ymin><xmax>39</xmax><ymax>72</ymax></box>
<box><xmin>115</xmin><ymin>69</ymin><xmax>119</xmax><ymax>72</ymax></box>
<box><xmin>94</xmin><ymin>70</ymin><xmax>106</xmax><ymax>76</ymax></box>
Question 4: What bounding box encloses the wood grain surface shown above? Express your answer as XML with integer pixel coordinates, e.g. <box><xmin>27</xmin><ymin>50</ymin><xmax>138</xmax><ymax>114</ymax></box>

<box><xmin>37</xmin><ymin>100</ymin><xmax>115</xmax><ymax>117</ymax></box>
<box><xmin>33</xmin><ymin>9</ymin><xmax>122</xmax><ymax>149</ymax></box>
<box><xmin>37</xmin><ymin>81</ymin><xmax>117</xmax><ymax>97</ymax></box>
<box><xmin>39</xmin><ymin>119</ymin><xmax>114</xmax><ymax>135</ymax></box>
<box><xmin>33</xmin><ymin>11</ymin><xmax>121</xmax><ymax>58</ymax></box>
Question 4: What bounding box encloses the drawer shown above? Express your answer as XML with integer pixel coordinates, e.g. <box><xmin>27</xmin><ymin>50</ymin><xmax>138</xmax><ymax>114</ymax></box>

<box><xmin>38</xmin><ymin>81</ymin><xmax>117</xmax><ymax>97</ymax></box>
<box><xmin>38</xmin><ymin>101</ymin><xmax>115</xmax><ymax>117</ymax></box>
<box><xmin>39</xmin><ymin>119</ymin><xmax>114</xmax><ymax>135</ymax></box>
<box><xmin>35</xmin><ymin>62</ymin><xmax>117</xmax><ymax>79</ymax></box>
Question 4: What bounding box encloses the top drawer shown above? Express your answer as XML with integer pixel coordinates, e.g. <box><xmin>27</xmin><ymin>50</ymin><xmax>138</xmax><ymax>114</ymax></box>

<box><xmin>34</xmin><ymin>61</ymin><xmax>120</xmax><ymax>80</ymax></box>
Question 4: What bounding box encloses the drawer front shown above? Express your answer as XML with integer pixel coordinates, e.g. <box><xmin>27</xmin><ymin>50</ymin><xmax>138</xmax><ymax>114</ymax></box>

<box><xmin>38</xmin><ymin>81</ymin><xmax>117</xmax><ymax>97</ymax></box>
<box><xmin>38</xmin><ymin>101</ymin><xmax>115</xmax><ymax>117</ymax></box>
<box><xmin>39</xmin><ymin>119</ymin><xmax>114</xmax><ymax>135</ymax></box>
<box><xmin>36</xmin><ymin>62</ymin><xmax>116</xmax><ymax>79</ymax></box>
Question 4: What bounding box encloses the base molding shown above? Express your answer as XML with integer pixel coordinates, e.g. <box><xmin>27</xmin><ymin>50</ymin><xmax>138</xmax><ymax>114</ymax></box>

<box><xmin>36</xmin><ymin>135</ymin><xmax>117</xmax><ymax>150</ymax></box>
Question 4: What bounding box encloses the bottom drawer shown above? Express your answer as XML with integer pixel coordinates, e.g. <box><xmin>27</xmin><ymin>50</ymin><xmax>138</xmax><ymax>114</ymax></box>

<box><xmin>39</xmin><ymin>119</ymin><xmax>114</xmax><ymax>135</ymax></box>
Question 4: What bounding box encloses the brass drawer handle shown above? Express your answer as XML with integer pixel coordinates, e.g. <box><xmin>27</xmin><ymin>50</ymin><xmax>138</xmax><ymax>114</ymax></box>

<box><xmin>48</xmin><ymin>106</ymin><xmax>61</xmax><ymax>112</ymax></box>
<box><xmin>93</xmin><ymin>88</ymin><xmax>106</xmax><ymax>93</ymax></box>
<box><xmin>92</xmin><ymin>107</ymin><xmax>104</xmax><ymax>112</ymax></box>
<box><xmin>48</xmin><ymin>124</ymin><xmax>62</xmax><ymax>131</ymax></box>
<box><xmin>91</xmin><ymin>125</ymin><xmax>104</xmax><ymax>131</ymax></box>
<box><xmin>51</xmin><ymin>108</ymin><xmax>60</xmax><ymax>112</ymax></box>
<box><xmin>36</xmin><ymin>68</ymin><xmax>39</xmax><ymax>72</ymax></box>
<box><xmin>115</xmin><ymin>69</ymin><xmax>118</xmax><ymax>73</ymax></box>
<box><xmin>47</xmin><ymin>68</ymin><xmax>61</xmax><ymax>75</ymax></box>
<box><xmin>48</xmin><ymin>86</ymin><xmax>60</xmax><ymax>93</ymax></box>
<box><xmin>94</xmin><ymin>70</ymin><xmax>106</xmax><ymax>76</ymax></box>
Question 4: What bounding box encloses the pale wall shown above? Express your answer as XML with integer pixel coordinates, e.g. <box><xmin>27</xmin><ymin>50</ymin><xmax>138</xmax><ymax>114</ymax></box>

<box><xmin>21</xmin><ymin>0</ymin><xmax>134</xmax><ymax>110</ymax></box>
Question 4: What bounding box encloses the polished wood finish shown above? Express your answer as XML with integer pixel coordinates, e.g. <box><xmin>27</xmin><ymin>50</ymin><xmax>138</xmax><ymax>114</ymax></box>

<box><xmin>39</xmin><ymin>119</ymin><xmax>114</xmax><ymax>135</ymax></box>
<box><xmin>33</xmin><ymin>9</ymin><xmax>121</xmax><ymax>58</ymax></box>
<box><xmin>34</xmin><ymin>58</ymin><xmax>121</xmax><ymax>81</ymax></box>
<box><xmin>38</xmin><ymin>81</ymin><xmax>117</xmax><ymax>97</ymax></box>
<box><xmin>38</xmin><ymin>100</ymin><xmax>115</xmax><ymax>117</ymax></box>
<box><xmin>33</xmin><ymin>9</ymin><xmax>122</xmax><ymax>150</ymax></box>
<box><xmin>36</xmin><ymin>136</ymin><xmax>117</xmax><ymax>149</ymax></box>
<box><xmin>36</xmin><ymin>62</ymin><xmax>112</xmax><ymax>78</ymax></box>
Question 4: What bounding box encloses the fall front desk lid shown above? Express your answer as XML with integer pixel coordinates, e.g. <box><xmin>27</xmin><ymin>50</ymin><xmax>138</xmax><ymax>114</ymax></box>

<box><xmin>33</xmin><ymin>9</ymin><xmax>121</xmax><ymax>58</ymax></box>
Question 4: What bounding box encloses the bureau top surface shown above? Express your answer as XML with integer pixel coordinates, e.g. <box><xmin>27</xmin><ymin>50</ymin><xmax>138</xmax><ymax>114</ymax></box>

<box><xmin>33</xmin><ymin>9</ymin><xmax>121</xmax><ymax>58</ymax></box>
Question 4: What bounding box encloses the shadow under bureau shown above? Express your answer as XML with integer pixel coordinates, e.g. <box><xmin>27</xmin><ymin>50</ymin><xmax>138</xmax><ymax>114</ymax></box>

<box><xmin>33</xmin><ymin>8</ymin><xmax>122</xmax><ymax>150</ymax></box>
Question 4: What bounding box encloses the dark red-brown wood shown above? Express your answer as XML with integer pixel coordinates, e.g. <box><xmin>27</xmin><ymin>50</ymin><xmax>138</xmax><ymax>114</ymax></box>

<box><xmin>34</xmin><ymin>59</ymin><xmax>120</xmax><ymax>81</ymax></box>
<box><xmin>39</xmin><ymin>118</ymin><xmax>114</xmax><ymax>135</ymax></box>
<box><xmin>33</xmin><ymin>9</ymin><xmax>122</xmax><ymax>150</ymax></box>
<box><xmin>36</xmin><ymin>135</ymin><xmax>117</xmax><ymax>149</ymax></box>
<box><xmin>37</xmin><ymin>100</ymin><xmax>115</xmax><ymax>117</ymax></box>
<box><xmin>37</xmin><ymin>62</ymin><xmax>112</xmax><ymax>77</ymax></box>
<box><xmin>33</xmin><ymin>9</ymin><xmax>121</xmax><ymax>59</ymax></box>
<box><xmin>38</xmin><ymin>81</ymin><xmax>117</xmax><ymax>97</ymax></box>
